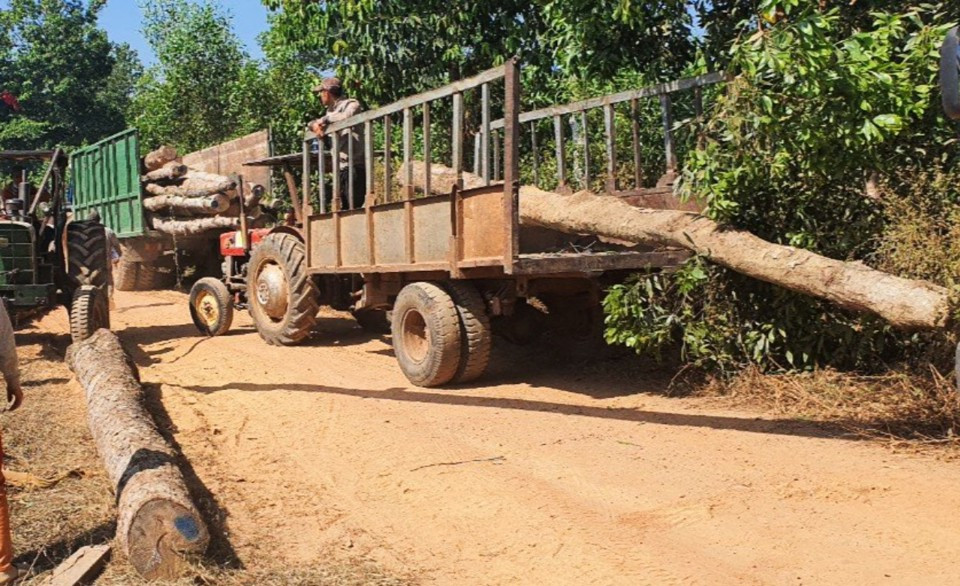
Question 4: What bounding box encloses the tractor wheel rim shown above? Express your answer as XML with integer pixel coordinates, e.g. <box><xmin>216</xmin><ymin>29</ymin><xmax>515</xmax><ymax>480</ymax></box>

<box><xmin>195</xmin><ymin>291</ymin><xmax>220</xmax><ymax>328</ymax></box>
<box><xmin>256</xmin><ymin>263</ymin><xmax>289</xmax><ymax>321</ymax></box>
<box><xmin>401</xmin><ymin>308</ymin><xmax>429</xmax><ymax>364</ymax></box>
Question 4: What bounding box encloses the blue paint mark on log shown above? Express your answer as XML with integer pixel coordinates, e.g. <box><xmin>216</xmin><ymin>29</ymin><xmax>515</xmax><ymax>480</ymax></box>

<box><xmin>174</xmin><ymin>515</ymin><xmax>201</xmax><ymax>541</ymax></box>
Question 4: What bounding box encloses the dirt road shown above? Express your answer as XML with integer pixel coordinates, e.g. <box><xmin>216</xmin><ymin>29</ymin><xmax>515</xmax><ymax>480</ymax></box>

<box><xmin>43</xmin><ymin>290</ymin><xmax>960</xmax><ymax>585</ymax></box>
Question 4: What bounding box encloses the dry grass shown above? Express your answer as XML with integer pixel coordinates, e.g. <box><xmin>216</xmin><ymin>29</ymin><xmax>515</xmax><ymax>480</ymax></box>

<box><xmin>6</xmin><ymin>328</ymin><xmax>414</xmax><ymax>585</ymax></box>
<box><xmin>697</xmin><ymin>365</ymin><xmax>960</xmax><ymax>451</ymax></box>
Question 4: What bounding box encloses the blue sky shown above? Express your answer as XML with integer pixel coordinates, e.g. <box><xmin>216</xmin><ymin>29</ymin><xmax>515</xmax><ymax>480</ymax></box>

<box><xmin>0</xmin><ymin>0</ymin><xmax>270</xmax><ymax>66</ymax></box>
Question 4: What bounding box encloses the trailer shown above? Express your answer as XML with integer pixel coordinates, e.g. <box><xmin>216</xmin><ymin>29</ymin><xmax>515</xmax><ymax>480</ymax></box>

<box><xmin>195</xmin><ymin>60</ymin><xmax>723</xmax><ymax>386</ymax></box>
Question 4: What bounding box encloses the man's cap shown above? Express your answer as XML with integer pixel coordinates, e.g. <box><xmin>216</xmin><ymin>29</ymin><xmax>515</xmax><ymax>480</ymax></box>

<box><xmin>87</xmin><ymin>209</ymin><xmax>101</xmax><ymax>223</ymax></box>
<box><xmin>312</xmin><ymin>77</ymin><xmax>342</xmax><ymax>94</ymax></box>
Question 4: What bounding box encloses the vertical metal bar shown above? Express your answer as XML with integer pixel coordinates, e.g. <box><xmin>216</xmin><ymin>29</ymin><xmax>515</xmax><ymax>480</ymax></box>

<box><xmin>423</xmin><ymin>101</ymin><xmax>431</xmax><ymax>196</ymax></box>
<box><xmin>452</xmin><ymin>91</ymin><xmax>463</xmax><ymax>188</ymax></box>
<box><xmin>331</xmin><ymin>131</ymin><xmax>341</xmax><ymax>212</ymax></box>
<box><xmin>347</xmin><ymin>128</ymin><xmax>355</xmax><ymax>210</ymax></box>
<box><xmin>302</xmin><ymin>139</ymin><xmax>312</xmax><ymax>217</ymax></box>
<box><xmin>631</xmin><ymin>98</ymin><xmax>643</xmax><ymax>188</ymax></box>
<box><xmin>694</xmin><ymin>86</ymin><xmax>705</xmax><ymax>150</ymax></box>
<box><xmin>364</xmin><ymin>120</ymin><xmax>374</xmax><ymax>207</ymax></box>
<box><xmin>604</xmin><ymin>103</ymin><xmax>617</xmax><ymax>193</ymax></box>
<box><xmin>580</xmin><ymin>110</ymin><xmax>590</xmax><ymax>190</ymax></box>
<box><xmin>503</xmin><ymin>59</ymin><xmax>520</xmax><ymax>271</ymax></box>
<box><xmin>661</xmin><ymin>93</ymin><xmax>676</xmax><ymax>173</ymax></box>
<box><xmin>383</xmin><ymin>115</ymin><xmax>392</xmax><ymax>202</ymax></box>
<box><xmin>481</xmin><ymin>82</ymin><xmax>491</xmax><ymax>185</ymax></box>
<box><xmin>403</xmin><ymin>107</ymin><xmax>413</xmax><ymax>198</ymax></box>
<box><xmin>554</xmin><ymin>114</ymin><xmax>566</xmax><ymax>189</ymax></box>
<box><xmin>493</xmin><ymin>130</ymin><xmax>501</xmax><ymax>181</ymax></box>
<box><xmin>531</xmin><ymin>121</ymin><xmax>540</xmax><ymax>186</ymax></box>
<box><xmin>473</xmin><ymin>133</ymin><xmax>480</xmax><ymax>176</ymax></box>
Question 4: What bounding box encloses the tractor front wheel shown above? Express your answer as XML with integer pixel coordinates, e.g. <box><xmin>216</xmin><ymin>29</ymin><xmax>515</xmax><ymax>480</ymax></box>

<box><xmin>70</xmin><ymin>285</ymin><xmax>109</xmax><ymax>343</ymax></box>
<box><xmin>189</xmin><ymin>277</ymin><xmax>234</xmax><ymax>337</ymax></box>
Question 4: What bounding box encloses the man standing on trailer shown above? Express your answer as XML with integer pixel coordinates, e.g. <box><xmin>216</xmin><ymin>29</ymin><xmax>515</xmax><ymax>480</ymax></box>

<box><xmin>308</xmin><ymin>77</ymin><xmax>366</xmax><ymax>210</ymax></box>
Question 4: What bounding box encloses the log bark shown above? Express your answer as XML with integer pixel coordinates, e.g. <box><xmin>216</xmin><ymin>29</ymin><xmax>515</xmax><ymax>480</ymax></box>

<box><xmin>142</xmin><ymin>163</ymin><xmax>188</xmax><ymax>183</ymax></box>
<box><xmin>143</xmin><ymin>193</ymin><xmax>230</xmax><ymax>215</ymax></box>
<box><xmin>400</xmin><ymin>161</ymin><xmax>485</xmax><ymax>194</ymax></box>
<box><xmin>144</xmin><ymin>146</ymin><xmax>179</xmax><ymax>172</ymax></box>
<box><xmin>144</xmin><ymin>182</ymin><xmax>229</xmax><ymax>199</ymax></box>
<box><xmin>149</xmin><ymin>214</ymin><xmax>240</xmax><ymax>236</ymax></box>
<box><xmin>406</xmin><ymin>161</ymin><xmax>950</xmax><ymax>330</ymax></box>
<box><xmin>66</xmin><ymin>330</ymin><xmax>209</xmax><ymax>580</ymax></box>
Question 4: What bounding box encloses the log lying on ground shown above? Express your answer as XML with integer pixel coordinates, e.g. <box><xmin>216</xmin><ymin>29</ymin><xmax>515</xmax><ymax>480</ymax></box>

<box><xmin>142</xmin><ymin>162</ymin><xmax>188</xmax><ymax>182</ymax></box>
<box><xmin>149</xmin><ymin>214</ymin><xmax>239</xmax><ymax>236</ymax></box>
<box><xmin>66</xmin><ymin>330</ymin><xmax>209</xmax><ymax>580</ymax></box>
<box><xmin>144</xmin><ymin>146</ymin><xmax>178</xmax><ymax>172</ymax></box>
<box><xmin>405</xmin><ymin>161</ymin><xmax>950</xmax><ymax>330</ymax></box>
<box><xmin>143</xmin><ymin>193</ymin><xmax>231</xmax><ymax>215</ymax></box>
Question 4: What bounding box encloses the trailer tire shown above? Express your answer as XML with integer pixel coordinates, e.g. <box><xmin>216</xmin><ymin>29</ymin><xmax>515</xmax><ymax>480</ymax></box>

<box><xmin>189</xmin><ymin>277</ymin><xmax>234</xmax><ymax>336</ymax></box>
<box><xmin>66</xmin><ymin>221</ymin><xmax>109</xmax><ymax>290</ymax></box>
<box><xmin>445</xmin><ymin>281</ymin><xmax>492</xmax><ymax>384</ymax></box>
<box><xmin>70</xmin><ymin>285</ymin><xmax>109</xmax><ymax>343</ymax></box>
<box><xmin>115</xmin><ymin>258</ymin><xmax>139</xmax><ymax>291</ymax></box>
<box><xmin>246</xmin><ymin>233</ymin><xmax>318</xmax><ymax>346</ymax></box>
<box><xmin>391</xmin><ymin>282</ymin><xmax>462</xmax><ymax>387</ymax></box>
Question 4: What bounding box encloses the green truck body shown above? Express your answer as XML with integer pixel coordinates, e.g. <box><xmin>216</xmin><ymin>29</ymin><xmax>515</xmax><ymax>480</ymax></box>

<box><xmin>70</xmin><ymin>128</ymin><xmax>146</xmax><ymax>238</ymax></box>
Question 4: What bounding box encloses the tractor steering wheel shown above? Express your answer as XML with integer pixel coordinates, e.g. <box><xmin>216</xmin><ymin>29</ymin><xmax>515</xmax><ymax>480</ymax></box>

<box><xmin>942</xmin><ymin>27</ymin><xmax>960</xmax><ymax>120</ymax></box>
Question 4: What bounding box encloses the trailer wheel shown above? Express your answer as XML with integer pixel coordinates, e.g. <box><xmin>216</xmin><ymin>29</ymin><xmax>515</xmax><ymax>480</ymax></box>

<box><xmin>246</xmin><ymin>233</ymin><xmax>318</xmax><ymax>345</ymax></box>
<box><xmin>445</xmin><ymin>281</ymin><xmax>492</xmax><ymax>384</ymax></box>
<box><xmin>70</xmin><ymin>285</ymin><xmax>109</xmax><ymax>343</ymax></box>
<box><xmin>391</xmin><ymin>282</ymin><xmax>462</xmax><ymax>387</ymax></box>
<box><xmin>115</xmin><ymin>258</ymin><xmax>139</xmax><ymax>291</ymax></box>
<box><xmin>189</xmin><ymin>277</ymin><xmax>234</xmax><ymax>337</ymax></box>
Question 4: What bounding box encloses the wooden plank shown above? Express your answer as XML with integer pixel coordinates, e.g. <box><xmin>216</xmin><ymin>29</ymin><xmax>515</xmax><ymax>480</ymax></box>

<box><xmin>482</xmin><ymin>82</ymin><xmax>491</xmax><ymax>185</ymax></box>
<box><xmin>45</xmin><ymin>544</ymin><xmax>111</xmax><ymax>586</ymax></box>
<box><xmin>554</xmin><ymin>115</ymin><xmax>566</xmax><ymax>189</ymax></box>
<box><xmin>309</xmin><ymin>65</ymin><xmax>506</xmax><ymax>137</ymax></box>
<box><xmin>531</xmin><ymin>122</ymin><xmax>540</xmax><ymax>185</ymax></box>
<box><xmin>488</xmin><ymin>71</ymin><xmax>726</xmax><ymax>130</ymax></box>
<box><xmin>403</xmin><ymin>107</ymin><xmax>414</xmax><ymax>197</ymax></box>
<box><xmin>383</xmin><ymin>115</ymin><xmax>392</xmax><ymax>203</ymax></box>
<box><xmin>661</xmin><ymin>94</ymin><xmax>676</xmax><ymax>172</ymax></box>
<box><xmin>452</xmin><ymin>92</ymin><xmax>464</xmax><ymax>189</ymax></box>
<box><xmin>580</xmin><ymin>110</ymin><xmax>590</xmax><ymax>189</ymax></box>
<box><xmin>364</xmin><ymin>120</ymin><xmax>374</xmax><ymax>205</ymax></box>
<box><xmin>423</xmin><ymin>102</ymin><xmax>431</xmax><ymax>198</ymax></box>
<box><xmin>604</xmin><ymin>103</ymin><xmax>617</xmax><ymax>192</ymax></box>
<box><xmin>631</xmin><ymin>98</ymin><xmax>643</xmax><ymax>189</ymax></box>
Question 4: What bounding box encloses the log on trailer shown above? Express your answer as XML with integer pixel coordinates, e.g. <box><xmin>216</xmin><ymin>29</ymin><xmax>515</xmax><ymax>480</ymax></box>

<box><xmin>144</xmin><ymin>182</ymin><xmax>233</xmax><ymax>199</ymax></box>
<box><xmin>401</xmin><ymin>161</ymin><xmax>950</xmax><ymax>330</ymax></box>
<box><xmin>149</xmin><ymin>214</ymin><xmax>240</xmax><ymax>236</ymax></box>
<box><xmin>144</xmin><ymin>145</ymin><xmax>178</xmax><ymax>172</ymax></box>
<box><xmin>143</xmin><ymin>193</ymin><xmax>231</xmax><ymax>215</ymax></box>
<box><xmin>142</xmin><ymin>162</ymin><xmax>188</xmax><ymax>182</ymax></box>
<box><xmin>66</xmin><ymin>330</ymin><xmax>209</xmax><ymax>580</ymax></box>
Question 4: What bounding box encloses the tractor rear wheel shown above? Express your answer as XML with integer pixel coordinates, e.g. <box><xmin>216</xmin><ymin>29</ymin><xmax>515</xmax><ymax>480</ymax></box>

<box><xmin>70</xmin><ymin>285</ymin><xmax>109</xmax><ymax>343</ymax></box>
<box><xmin>66</xmin><ymin>221</ymin><xmax>109</xmax><ymax>290</ymax></box>
<box><xmin>246</xmin><ymin>233</ymin><xmax>318</xmax><ymax>346</ymax></box>
<box><xmin>189</xmin><ymin>277</ymin><xmax>234</xmax><ymax>337</ymax></box>
<box><xmin>391</xmin><ymin>282</ymin><xmax>462</xmax><ymax>387</ymax></box>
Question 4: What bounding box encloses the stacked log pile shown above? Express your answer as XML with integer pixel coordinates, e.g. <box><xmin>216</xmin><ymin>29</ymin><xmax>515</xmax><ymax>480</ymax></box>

<box><xmin>141</xmin><ymin>145</ymin><xmax>266</xmax><ymax>237</ymax></box>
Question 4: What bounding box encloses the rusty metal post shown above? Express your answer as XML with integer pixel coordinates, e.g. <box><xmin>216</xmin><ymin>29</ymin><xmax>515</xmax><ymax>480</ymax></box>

<box><xmin>554</xmin><ymin>114</ymin><xmax>566</xmax><ymax>190</ymax></box>
<box><xmin>452</xmin><ymin>92</ymin><xmax>464</xmax><ymax>188</ymax></box>
<box><xmin>364</xmin><ymin>120</ymin><xmax>374</xmax><ymax>205</ymax></box>
<box><xmin>482</xmin><ymin>83</ymin><xmax>491</xmax><ymax>185</ymax></box>
<box><xmin>383</xmin><ymin>115</ymin><xmax>392</xmax><ymax>202</ymax></box>
<box><xmin>581</xmin><ymin>110</ymin><xmax>590</xmax><ymax>190</ymax></box>
<box><xmin>604</xmin><ymin>103</ymin><xmax>617</xmax><ymax>193</ymax></box>
<box><xmin>631</xmin><ymin>98</ymin><xmax>643</xmax><ymax>189</ymax></box>
<box><xmin>403</xmin><ymin>107</ymin><xmax>414</xmax><ymax>198</ymax></box>
<box><xmin>347</xmin><ymin>127</ymin><xmax>356</xmax><ymax>210</ymax></box>
<box><xmin>660</xmin><ymin>93</ymin><xmax>676</xmax><ymax>173</ymax></box>
<box><xmin>531</xmin><ymin>122</ymin><xmax>540</xmax><ymax>186</ymax></box>
<box><xmin>302</xmin><ymin>137</ymin><xmax>313</xmax><ymax>217</ymax></box>
<box><xmin>423</xmin><ymin>101</ymin><xmax>432</xmax><ymax>196</ymax></box>
<box><xmin>503</xmin><ymin>58</ymin><xmax>520</xmax><ymax>272</ymax></box>
<box><xmin>317</xmin><ymin>134</ymin><xmax>326</xmax><ymax>214</ymax></box>
<box><xmin>331</xmin><ymin>131</ymin><xmax>341</xmax><ymax>212</ymax></box>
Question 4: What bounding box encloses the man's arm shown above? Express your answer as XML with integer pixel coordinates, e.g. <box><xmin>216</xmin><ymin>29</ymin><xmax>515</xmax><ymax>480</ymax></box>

<box><xmin>320</xmin><ymin>99</ymin><xmax>362</xmax><ymax>125</ymax></box>
<box><xmin>0</xmin><ymin>303</ymin><xmax>22</xmax><ymax>411</ymax></box>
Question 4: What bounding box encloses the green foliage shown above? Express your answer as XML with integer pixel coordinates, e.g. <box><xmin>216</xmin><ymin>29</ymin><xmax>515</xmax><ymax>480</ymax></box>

<box><xmin>131</xmin><ymin>0</ymin><xmax>267</xmax><ymax>153</ymax></box>
<box><xmin>605</xmin><ymin>3</ymin><xmax>959</xmax><ymax>373</ymax></box>
<box><xmin>0</xmin><ymin>0</ymin><xmax>138</xmax><ymax>150</ymax></box>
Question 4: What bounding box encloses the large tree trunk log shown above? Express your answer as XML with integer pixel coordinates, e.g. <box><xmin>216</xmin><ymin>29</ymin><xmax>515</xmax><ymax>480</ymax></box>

<box><xmin>519</xmin><ymin>187</ymin><xmax>950</xmax><ymax>330</ymax></box>
<box><xmin>149</xmin><ymin>214</ymin><xmax>239</xmax><ymax>236</ymax></box>
<box><xmin>400</xmin><ymin>161</ymin><xmax>485</xmax><ymax>194</ymax></box>
<box><xmin>142</xmin><ymin>163</ymin><xmax>188</xmax><ymax>182</ymax></box>
<box><xmin>144</xmin><ymin>183</ymin><xmax>229</xmax><ymax>199</ymax></box>
<box><xmin>144</xmin><ymin>146</ymin><xmax>179</xmax><ymax>172</ymax></box>
<box><xmin>66</xmin><ymin>330</ymin><xmax>209</xmax><ymax>580</ymax></box>
<box><xmin>143</xmin><ymin>193</ymin><xmax>230</xmax><ymax>215</ymax></box>
<box><xmin>404</xmin><ymin>161</ymin><xmax>950</xmax><ymax>330</ymax></box>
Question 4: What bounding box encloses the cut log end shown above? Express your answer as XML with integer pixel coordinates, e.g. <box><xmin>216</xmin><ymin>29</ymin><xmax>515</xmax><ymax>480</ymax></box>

<box><xmin>127</xmin><ymin>499</ymin><xmax>209</xmax><ymax>580</ymax></box>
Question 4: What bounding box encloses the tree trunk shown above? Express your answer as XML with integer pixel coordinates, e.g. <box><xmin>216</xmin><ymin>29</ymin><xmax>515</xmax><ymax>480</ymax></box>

<box><xmin>144</xmin><ymin>183</ymin><xmax>229</xmax><ymax>199</ymax></box>
<box><xmin>149</xmin><ymin>214</ymin><xmax>239</xmax><ymax>236</ymax></box>
<box><xmin>405</xmin><ymin>161</ymin><xmax>950</xmax><ymax>330</ymax></box>
<box><xmin>65</xmin><ymin>330</ymin><xmax>209</xmax><ymax>580</ymax></box>
<box><xmin>142</xmin><ymin>163</ymin><xmax>188</xmax><ymax>183</ymax></box>
<box><xmin>144</xmin><ymin>146</ymin><xmax>179</xmax><ymax>172</ymax></box>
<box><xmin>143</xmin><ymin>193</ymin><xmax>230</xmax><ymax>215</ymax></box>
<box><xmin>519</xmin><ymin>187</ymin><xmax>950</xmax><ymax>330</ymax></box>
